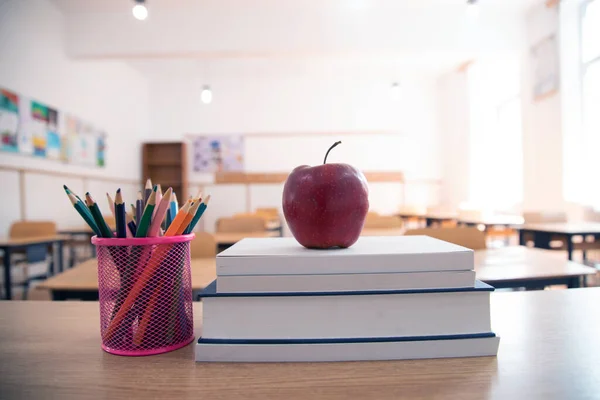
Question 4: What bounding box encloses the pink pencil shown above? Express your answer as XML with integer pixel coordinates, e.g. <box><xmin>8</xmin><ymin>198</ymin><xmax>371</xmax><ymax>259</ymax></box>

<box><xmin>147</xmin><ymin>187</ymin><xmax>172</xmax><ymax>237</ymax></box>
<box><xmin>152</xmin><ymin>184</ymin><xmax>163</xmax><ymax>220</ymax></box>
<box><xmin>106</xmin><ymin>193</ymin><xmax>116</xmax><ymax>218</ymax></box>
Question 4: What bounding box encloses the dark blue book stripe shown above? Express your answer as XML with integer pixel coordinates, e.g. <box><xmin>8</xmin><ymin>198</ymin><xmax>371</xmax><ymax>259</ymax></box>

<box><xmin>197</xmin><ymin>332</ymin><xmax>496</xmax><ymax>345</ymax></box>
<box><xmin>200</xmin><ymin>279</ymin><xmax>494</xmax><ymax>298</ymax></box>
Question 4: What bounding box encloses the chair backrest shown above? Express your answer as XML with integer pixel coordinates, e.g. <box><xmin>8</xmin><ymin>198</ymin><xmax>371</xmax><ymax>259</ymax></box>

<box><xmin>190</xmin><ymin>231</ymin><xmax>217</xmax><ymax>258</ymax></box>
<box><xmin>398</xmin><ymin>205</ymin><xmax>426</xmax><ymax>215</ymax></box>
<box><xmin>523</xmin><ymin>211</ymin><xmax>567</xmax><ymax>223</ymax></box>
<box><xmin>363</xmin><ymin>215</ymin><xmax>403</xmax><ymax>229</ymax></box>
<box><xmin>216</xmin><ymin>216</ymin><xmax>267</xmax><ymax>233</ymax></box>
<box><xmin>9</xmin><ymin>221</ymin><xmax>57</xmax><ymax>238</ymax></box>
<box><xmin>404</xmin><ymin>227</ymin><xmax>487</xmax><ymax>250</ymax></box>
<box><xmin>255</xmin><ymin>208</ymin><xmax>279</xmax><ymax>217</ymax></box>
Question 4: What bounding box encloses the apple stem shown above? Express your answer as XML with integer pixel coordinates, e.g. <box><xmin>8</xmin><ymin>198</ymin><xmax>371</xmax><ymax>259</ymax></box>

<box><xmin>323</xmin><ymin>141</ymin><xmax>342</xmax><ymax>164</ymax></box>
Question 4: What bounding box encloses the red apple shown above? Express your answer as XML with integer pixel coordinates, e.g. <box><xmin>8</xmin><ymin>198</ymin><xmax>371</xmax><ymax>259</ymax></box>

<box><xmin>282</xmin><ymin>141</ymin><xmax>369</xmax><ymax>249</ymax></box>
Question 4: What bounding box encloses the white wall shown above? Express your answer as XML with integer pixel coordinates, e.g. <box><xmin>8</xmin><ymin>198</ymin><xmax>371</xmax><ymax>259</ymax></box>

<box><xmin>0</xmin><ymin>0</ymin><xmax>150</xmax><ymax>233</ymax></box>
<box><xmin>141</xmin><ymin>59</ymin><xmax>442</xmax><ymax>232</ymax></box>
<box><xmin>520</xmin><ymin>2</ymin><xmax>564</xmax><ymax>212</ymax></box>
<box><xmin>437</xmin><ymin>68</ymin><xmax>470</xmax><ymax>210</ymax></box>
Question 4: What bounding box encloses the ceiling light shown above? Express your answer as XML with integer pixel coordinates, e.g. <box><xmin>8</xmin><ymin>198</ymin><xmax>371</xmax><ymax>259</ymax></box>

<box><xmin>201</xmin><ymin>85</ymin><xmax>213</xmax><ymax>104</ymax></box>
<box><xmin>132</xmin><ymin>0</ymin><xmax>148</xmax><ymax>21</ymax></box>
<box><xmin>466</xmin><ymin>0</ymin><xmax>479</xmax><ymax>18</ymax></box>
<box><xmin>391</xmin><ymin>82</ymin><xmax>402</xmax><ymax>100</ymax></box>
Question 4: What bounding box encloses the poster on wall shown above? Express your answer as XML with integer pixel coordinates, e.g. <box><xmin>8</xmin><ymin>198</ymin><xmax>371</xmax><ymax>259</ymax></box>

<box><xmin>0</xmin><ymin>85</ymin><xmax>107</xmax><ymax>168</ymax></box>
<box><xmin>192</xmin><ymin>135</ymin><xmax>245</xmax><ymax>172</ymax></box>
<box><xmin>0</xmin><ymin>88</ymin><xmax>19</xmax><ymax>152</ymax></box>
<box><xmin>531</xmin><ymin>34</ymin><xmax>559</xmax><ymax>101</ymax></box>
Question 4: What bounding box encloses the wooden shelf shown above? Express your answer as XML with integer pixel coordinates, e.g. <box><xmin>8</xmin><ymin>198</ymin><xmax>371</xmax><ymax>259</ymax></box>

<box><xmin>142</xmin><ymin>142</ymin><xmax>188</xmax><ymax>201</ymax></box>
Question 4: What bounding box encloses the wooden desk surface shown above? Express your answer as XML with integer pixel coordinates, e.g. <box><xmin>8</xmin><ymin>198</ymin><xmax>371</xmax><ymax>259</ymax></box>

<box><xmin>474</xmin><ymin>247</ymin><xmax>595</xmax><ymax>282</ymax></box>
<box><xmin>0</xmin><ymin>235</ymin><xmax>68</xmax><ymax>248</ymax></box>
<box><xmin>519</xmin><ymin>222</ymin><xmax>600</xmax><ymax>235</ymax></box>
<box><xmin>59</xmin><ymin>226</ymin><xmax>94</xmax><ymax>235</ymax></box>
<box><xmin>1</xmin><ymin>289</ymin><xmax>600</xmax><ymax>399</ymax></box>
<box><xmin>214</xmin><ymin>231</ymin><xmax>279</xmax><ymax>245</ymax></box>
<box><xmin>360</xmin><ymin>228</ymin><xmax>405</xmax><ymax>237</ymax></box>
<box><xmin>39</xmin><ymin>257</ymin><xmax>216</xmax><ymax>291</ymax></box>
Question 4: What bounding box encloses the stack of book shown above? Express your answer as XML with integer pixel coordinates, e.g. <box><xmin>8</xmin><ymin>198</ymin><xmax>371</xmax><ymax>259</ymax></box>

<box><xmin>195</xmin><ymin>236</ymin><xmax>500</xmax><ymax>362</ymax></box>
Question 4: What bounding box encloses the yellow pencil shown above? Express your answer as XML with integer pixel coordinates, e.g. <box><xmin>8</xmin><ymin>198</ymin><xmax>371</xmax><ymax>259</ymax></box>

<box><xmin>164</xmin><ymin>200</ymin><xmax>192</xmax><ymax>236</ymax></box>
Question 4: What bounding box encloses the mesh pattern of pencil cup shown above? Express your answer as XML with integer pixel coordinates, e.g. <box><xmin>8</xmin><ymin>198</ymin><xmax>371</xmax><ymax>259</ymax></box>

<box><xmin>92</xmin><ymin>234</ymin><xmax>195</xmax><ymax>356</ymax></box>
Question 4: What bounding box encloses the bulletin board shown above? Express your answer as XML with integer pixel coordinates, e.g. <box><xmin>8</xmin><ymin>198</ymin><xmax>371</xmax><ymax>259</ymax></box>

<box><xmin>0</xmin><ymin>86</ymin><xmax>106</xmax><ymax>167</ymax></box>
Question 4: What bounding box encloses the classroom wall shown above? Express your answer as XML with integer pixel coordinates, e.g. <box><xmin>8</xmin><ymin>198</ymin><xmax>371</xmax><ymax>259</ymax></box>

<box><xmin>437</xmin><ymin>67</ymin><xmax>471</xmax><ymax>210</ymax></box>
<box><xmin>0</xmin><ymin>0</ymin><xmax>150</xmax><ymax>233</ymax></box>
<box><xmin>520</xmin><ymin>2</ymin><xmax>564</xmax><ymax>212</ymax></box>
<box><xmin>143</xmin><ymin>60</ymin><xmax>442</xmax><ymax>232</ymax></box>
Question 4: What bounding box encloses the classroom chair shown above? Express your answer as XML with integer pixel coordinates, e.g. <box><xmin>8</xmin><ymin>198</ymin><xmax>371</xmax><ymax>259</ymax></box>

<box><xmin>404</xmin><ymin>227</ymin><xmax>487</xmax><ymax>250</ymax></box>
<box><xmin>5</xmin><ymin>221</ymin><xmax>57</xmax><ymax>299</ymax></box>
<box><xmin>190</xmin><ymin>231</ymin><xmax>217</xmax><ymax>258</ymax></box>
<box><xmin>216</xmin><ymin>216</ymin><xmax>267</xmax><ymax>233</ymax></box>
<box><xmin>255</xmin><ymin>207</ymin><xmax>280</xmax><ymax>217</ymax></box>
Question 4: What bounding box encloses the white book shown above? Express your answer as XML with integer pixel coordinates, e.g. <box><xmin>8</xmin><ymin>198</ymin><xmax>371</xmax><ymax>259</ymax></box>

<box><xmin>217</xmin><ymin>236</ymin><xmax>473</xmax><ymax>276</ymax></box>
<box><xmin>195</xmin><ymin>335</ymin><xmax>500</xmax><ymax>362</ymax></box>
<box><xmin>200</xmin><ymin>281</ymin><xmax>493</xmax><ymax>339</ymax></box>
<box><xmin>217</xmin><ymin>270</ymin><xmax>476</xmax><ymax>293</ymax></box>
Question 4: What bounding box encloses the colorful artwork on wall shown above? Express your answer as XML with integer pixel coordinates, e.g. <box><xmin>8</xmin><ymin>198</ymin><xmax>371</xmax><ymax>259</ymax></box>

<box><xmin>192</xmin><ymin>135</ymin><xmax>244</xmax><ymax>172</ymax></box>
<box><xmin>0</xmin><ymin>86</ymin><xmax>106</xmax><ymax>168</ymax></box>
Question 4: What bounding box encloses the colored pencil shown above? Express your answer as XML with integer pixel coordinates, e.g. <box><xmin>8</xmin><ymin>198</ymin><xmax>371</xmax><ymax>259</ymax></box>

<box><xmin>135</xmin><ymin>186</ymin><xmax>157</xmax><ymax>237</ymax></box>
<box><xmin>64</xmin><ymin>185</ymin><xmax>94</xmax><ymax>220</ymax></box>
<box><xmin>135</xmin><ymin>191</ymin><xmax>144</xmax><ymax>224</ymax></box>
<box><xmin>166</xmin><ymin>192</ymin><xmax>178</xmax><ymax>229</ymax></box>
<box><xmin>147</xmin><ymin>187</ymin><xmax>172</xmax><ymax>237</ymax></box>
<box><xmin>85</xmin><ymin>193</ymin><xmax>114</xmax><ymax>238</ymax></box>
<box><xmin>131</xmin><ymin>203</ymin><xmax>137</xmax><ymax>222</ymax></box>
<box><xmin>114</xmin><ymin>189</ymin><xmax>127</xmax><ymax>238</ymax></box>
<box><xmin>126</xmin><ymin>212</ymin><xmax>137</xmax><ymax>237</ymax></box>
<box><xmin>152</xmin><ymin>184</ymin><xmax>163</xmax><ymax>221</ymax></box>
<box><xmin>67</xmin><ymin>193</ymin><xmax>101</xmax><ymax>236</ymax></box>
<box><xmin>144</xmin><ymin>178</ymin><xmax>153</xmax><ymax>204</ymax></box>
<box><xmin>184</xmin><ymin>195</ymin><xmax>211</xmax><ymax>234</ymax></box>
<box><xmin>106</xmin><ymin>192</ymin><xmax>116</xmax><ymax>218</ymax></box>
<box><xmin>175</xmin><ymin>200</ymin><xmax>200</xmax><ymax>235</ymax></box>
<box><xmin>164</xmin><ymin>200</ymin><xmax>192</xmax><ymax>236</ymax></box>
<box><xmin>133</xmin><ymin>281</ymin><xmax>163</xmax><ymax>346</ymax></box>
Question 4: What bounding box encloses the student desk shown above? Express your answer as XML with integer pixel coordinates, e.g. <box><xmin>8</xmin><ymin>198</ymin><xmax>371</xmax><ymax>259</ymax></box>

<box><xmin>396</xmin><ymin>211</ymin><xmax>458</xmax><ymax>227</ymax></box>
<box><xmin>0</xmin><ymin>235</ymin><xmax>67</xmax><ymax>300</ymax></box>
<box><xmin>475</xmin><ymin>247</ymin><xmax>595</xmax><ymax>289</ymax></box>
<box><xmin>518</xmin><ymin>223</ymin><xmax>600</xmax><ymax>260</ymax></box>
<box><xmin>1</xmin><ymin>288</ymin><xmax>600</xmax><ymax>399</ymax></box>
<box><xmin>38</xmin><ymin>257</ymin><xmax>216</xmax><ymax>300</ymax></box>
<box><xmin>459</xmin><ymin>215</ymin><xmax>524</xmax><ymax>230</ymax></box>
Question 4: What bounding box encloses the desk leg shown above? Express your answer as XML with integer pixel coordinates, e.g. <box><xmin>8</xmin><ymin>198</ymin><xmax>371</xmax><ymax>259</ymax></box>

<box><xmin>426</xmin><ymin>218</ymin><xmax>433</xmax><ymax>227</ymax></box>
<box><xmin>568</xmin><ymin>276</ymin><xmax>580</xmax><ymax>289</ymax></box>
<box><xmin>519</xmin><ymin>230</ymin><xmax>526</xmax><ymax>246</ymax></box>
<box><xmin>3</xmin><ymin>248</ymin><xmax>12</xmax><ymax>300</ymax></box>
<box><xmin>57</xmin><ymin>241</ymin><xmax>64</xmax><ymax>273</ymax></box>
<box><xmin>566</xmin><ymin>234</ymin><xmax>574</xmax><ymax>261</ymax></box>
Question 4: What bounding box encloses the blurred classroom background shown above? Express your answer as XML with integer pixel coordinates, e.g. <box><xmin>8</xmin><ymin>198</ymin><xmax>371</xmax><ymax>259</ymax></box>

<box><xmin>0</xmin><ymin>0</ymin><xmax>599</xmax><ymax>300</ymax></box>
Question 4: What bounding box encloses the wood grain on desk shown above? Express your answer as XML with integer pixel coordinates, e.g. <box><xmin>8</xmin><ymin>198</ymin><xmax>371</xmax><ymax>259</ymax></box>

<box><xmin>474</xmin><ymin>247</ymin><xmax>595</xmax><ymax>282</ymax></box>
<box><xmin>39</xmin><ymin>257</ymin><xmax>216</xmax><ymax>291</ymax></box>
<box><xmin>1</xmin><ymin>289</ymin><xmax>600</xmax><ymax>399</ymax></box>
<box><xmin>0</xmin><ymin>235</ymin><xmax>68</xmax><ymax>247</ymax></box>
<box><xmin>519</xmin><ymin>222</ymin><xmax>600</xmax><ymax>235</ymax></box>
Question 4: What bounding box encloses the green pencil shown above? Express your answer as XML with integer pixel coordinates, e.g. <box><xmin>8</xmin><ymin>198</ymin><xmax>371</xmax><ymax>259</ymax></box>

<box><xmin>85</xmin><ymin>193</ymin><xmax>114</xmax><ymax>238</ymax></box>
<box><xmin>67</xmin><ymin>193</ymin><xmax>101</xmax><ymax>236</ymax></box>
<box><xmin>184</xmin><ymin>195</ymin><xmax>210</xmax><ymax>234</ymax></box>
<box><xmin>135</xmin><ymin>185</ymin><xmax>157</xmax><ymax>237</ymax></box>
<box><xmin>64</xmin><ymin>185</ymin><xmax>94</xmax><ymax>220</ymax></box>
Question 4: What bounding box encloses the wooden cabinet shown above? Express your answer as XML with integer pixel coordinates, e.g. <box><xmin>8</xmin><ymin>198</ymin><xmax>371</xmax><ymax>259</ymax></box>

<box><xmin>142</xmin><ymin>142</ymin><xmax>188</xmax><ymax>202</ymax></box>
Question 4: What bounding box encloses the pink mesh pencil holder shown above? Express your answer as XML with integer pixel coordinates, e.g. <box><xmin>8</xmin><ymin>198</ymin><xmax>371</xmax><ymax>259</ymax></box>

<box><xmin>91</xmin><ymin>234</ymin><xmax>195</xmax><ymax>356</ymax></box>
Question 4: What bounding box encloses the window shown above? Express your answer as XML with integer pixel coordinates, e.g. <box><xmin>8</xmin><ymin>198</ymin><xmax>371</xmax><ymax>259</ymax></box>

<box><xmin>581</xmin><ymin>0</ymin><xmax>600</xmax><ymax>208</ymax></box>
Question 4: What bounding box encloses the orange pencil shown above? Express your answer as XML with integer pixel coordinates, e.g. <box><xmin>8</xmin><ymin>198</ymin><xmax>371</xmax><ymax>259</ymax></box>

<box><xmin>133</xmin><ymin>281</ymin><xmax>163</xmax><ymax>346</ymax></box>
<box><xmin>175</xmin><ymin>200</ymin><xmax>200</xmax><ymax>235</ymax></box>
<box><xmin>164</xmin><ymin>200</ymin><xmax>192</xmax><ymax>236</ymax></box>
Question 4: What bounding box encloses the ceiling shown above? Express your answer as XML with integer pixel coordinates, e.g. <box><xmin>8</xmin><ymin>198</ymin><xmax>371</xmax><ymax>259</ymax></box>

<box><xmin>50</xmin><ymin>0</ymin><xmax>544</xmax><ymax>76</ymax></box>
